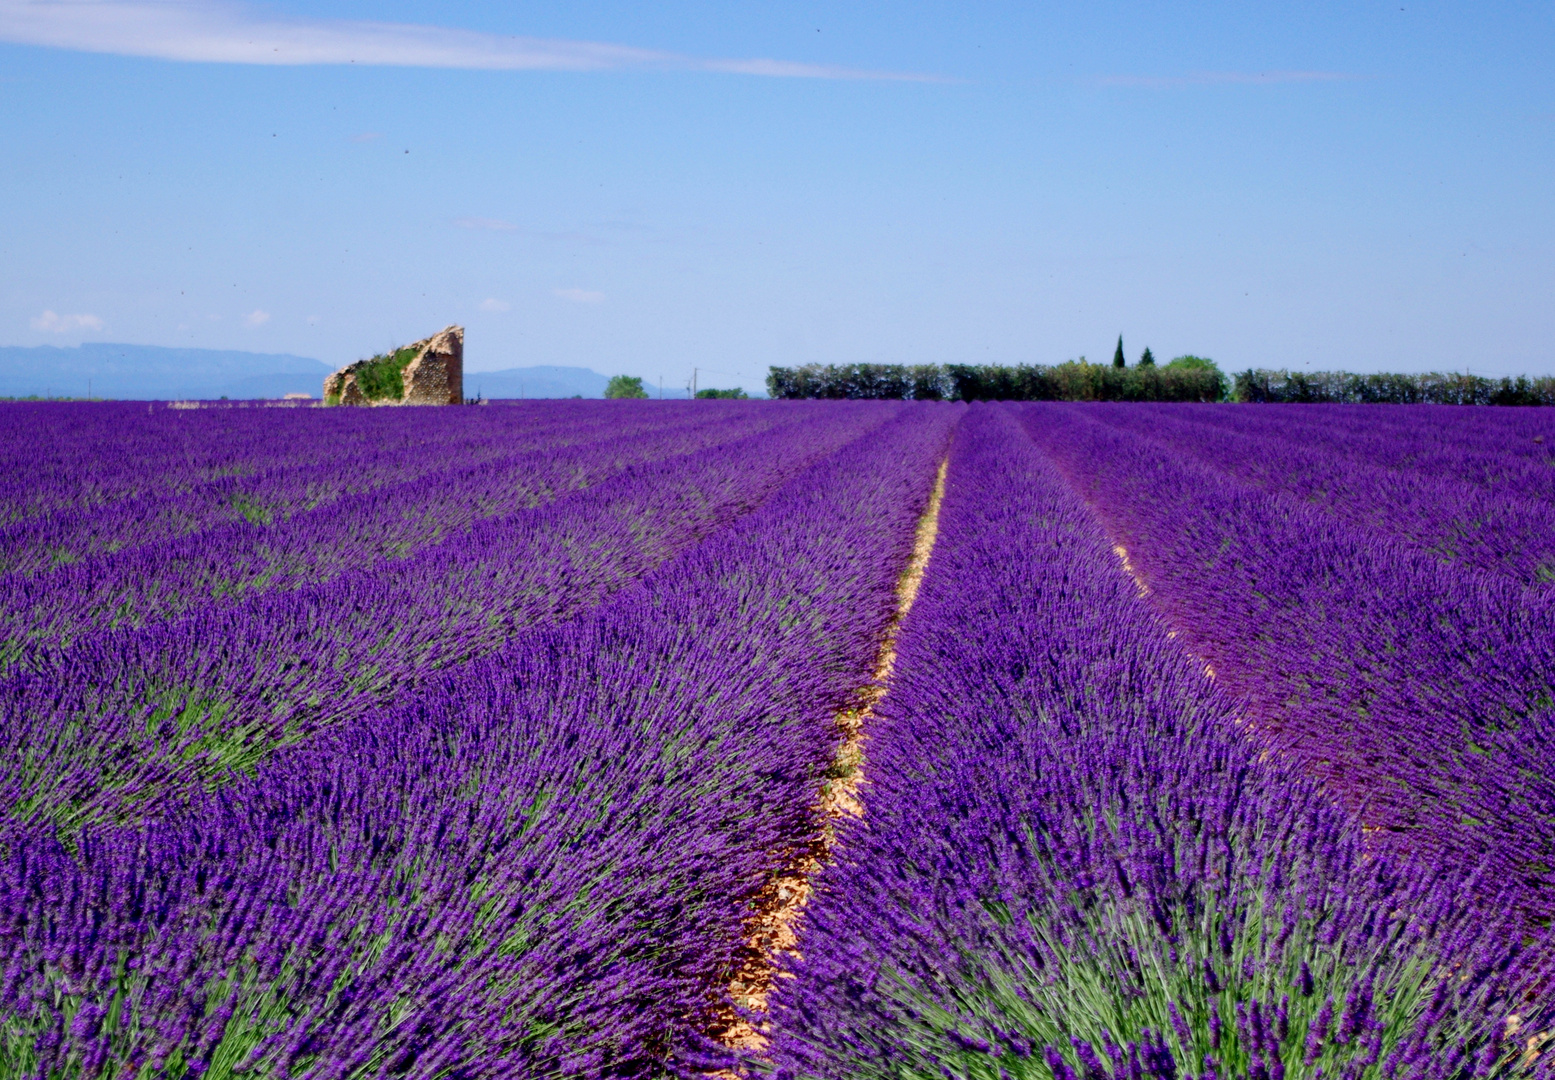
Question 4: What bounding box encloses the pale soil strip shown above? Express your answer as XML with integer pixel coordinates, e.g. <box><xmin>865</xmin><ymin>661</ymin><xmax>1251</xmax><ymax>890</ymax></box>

<box><xmin>716</xmin><ymin>458</ymin><xmax>949</xmax><ymax>1059</ymax></box>
<box><xmin>1113</xmin><ymin>543</ymin><xmax>1215</xmax><ymax>681</ymax></box>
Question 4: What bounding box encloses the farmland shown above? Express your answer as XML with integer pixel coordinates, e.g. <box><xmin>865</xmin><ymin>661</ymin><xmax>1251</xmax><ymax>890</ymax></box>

<box><xmin>1</xmin><ymin>399</ymin><xmax>1552</xmax><ymax>1080</ymax></box>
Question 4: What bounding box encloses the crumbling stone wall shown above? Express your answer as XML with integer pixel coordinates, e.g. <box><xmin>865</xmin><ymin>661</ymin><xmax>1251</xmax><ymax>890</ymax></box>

<box><xmin>324</xmin><ymin>325</ymin><xmax>464</xmax><ymax>406</ymax></box>
<box><xmin>401</xmin><ymin>326</ymin><xmax>463</xmax><ymax>405</ymax></box>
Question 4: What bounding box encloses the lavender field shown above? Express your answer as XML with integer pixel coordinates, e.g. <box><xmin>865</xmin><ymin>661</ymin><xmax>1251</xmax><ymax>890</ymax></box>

<box><xmin>1</xmin><ymin>399</ymin><xmax>1553</xmax><ymax>1080</ymax></box>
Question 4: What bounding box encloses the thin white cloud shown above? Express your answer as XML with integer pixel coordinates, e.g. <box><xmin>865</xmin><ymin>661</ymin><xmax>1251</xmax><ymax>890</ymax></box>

<box><xmin>479</xmin><ymin>298</ymin><xmax>510</xmax><ymax>312</ymax></box>
<box><xmin>1096</xmin><ymin>70</ymin><xmax>1359</xmax><ymax>89</ymax></box>
<box><xmin>454</xmin><ymin>217</ymin><xmax>518</xmax><ymax>232</ymax></box>
<box><xmin>243</xmin><ymin>308</ymin><xmax>270</xmax><ymax>326</ymax></box>
<box><xmin>0</xmin><ymin>0</ymin><xmax>941</xmax><ymax>80</ymax></box>
<box><xmin>553</xmin><ymin>288</ymin><xmax>604</xmax><ymax>304</ymax></box>
<box><xmin>31</xmin><ymin>309</ymin><xmax>102</xmax><ymax>332</ymax></box>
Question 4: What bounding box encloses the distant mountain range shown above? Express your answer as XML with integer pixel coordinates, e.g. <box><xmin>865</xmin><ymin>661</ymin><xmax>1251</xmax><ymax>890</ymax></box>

<box><xmin>463</xmin><ymin>365</ymin><xmax>611</xmax><ymax>400</ymax></box>
<box><xmin>0</xmin><ymin>343</ymin><xmax>630</xmax><ymax>400</ymax></box>
<box><xmin>0</xmin><ymin>343</ymin><xmax>332</xmax><ymax>400</ymax></box>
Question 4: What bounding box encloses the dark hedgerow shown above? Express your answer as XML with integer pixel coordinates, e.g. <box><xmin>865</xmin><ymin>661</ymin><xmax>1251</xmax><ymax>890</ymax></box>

<box><xmin>765</xmin><ymin>362</ymin><xmax>1224</xmax><ymax>403</ymax></box>
<box><xmin>1233</xmin><ymin>368</ymin><xmax>1555</xmax><ymax>405</ymax></box>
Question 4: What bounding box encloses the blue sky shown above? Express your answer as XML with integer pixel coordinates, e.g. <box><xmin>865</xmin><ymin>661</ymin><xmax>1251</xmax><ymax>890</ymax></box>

<box><xmin>2</xmin><ymin>1</ymin><xmax>1552</xmax><ymax>391</ymax></box>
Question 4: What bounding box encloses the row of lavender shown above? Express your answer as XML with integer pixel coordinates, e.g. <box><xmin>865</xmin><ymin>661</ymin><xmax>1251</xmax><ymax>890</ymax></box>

<box><xmin>5</xmin><ymin>398</ymin><xmax>1552</xmax><ymax>1078</ymax></box>
<box><xmin>0</xmin><ymin>406</ymin><xmax>957</xmax><ymax>1077</ymax></box>
<box><xmin>764</xmin><ymin>405</ymin><xmax>1552</xmax><ymax>1080</ymax></box>
<box><xmin>1078</xmin><ymin>404</ymin><xmax>1555</xmax><ymax>585</ymax></box>
<box><xmin>2</xmin><ymin>403</ymin><xmax>899</xmax><ymax>833</ymax></box>
<box><xmin>1</xmin><ymin>402</ymin><xmax>627</xmax><ymax>569</ymax></box>
<box><xmin>0</xmin><ymin>405</ymin><xmax>787</xmax><ymax>659</ymax></box>
<box><xmin>1030</xmin><ymin>405</ymin><xmax>1555</xmax><ymax>922</ymax></box>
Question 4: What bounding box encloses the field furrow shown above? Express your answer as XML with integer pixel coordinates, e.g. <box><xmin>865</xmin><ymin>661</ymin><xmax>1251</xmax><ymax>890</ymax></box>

<box><xmin>762</xmin><ymin>404</ymin><xmax>1549</xmax><ymax>1080</ymax></box>
<box><xmin>0</xmin><ymin>405</ymin><xmax>897</xmax><ymax>831</ymax></box>
<box><xmin>0</xmin><ymin>403</ymin><xmax>695</xmax><ymax>575</ymax></box>
<box><xmin>4</xmin><ymin>398</ymin><xmax>1552</xmax><ymax>1080</ymax></box>
<box><xmin>0</xmin><ymin>406</ymin><xmax>959</xmax><ymax>1078</ymax></box>
<box><xmin>1026</xmin><ymin>404</ymin><xmax>1555</xmax><ymax>922</ymax></box>
<box><xmin>0</xmin><ymin>405</ymin><xmax>789</xmax><ymax>659</ymax></box>
<box><xmin>1081</xmin><ymin>403</ymin><xmax>1555</xmax><ymax>584</ymax></box>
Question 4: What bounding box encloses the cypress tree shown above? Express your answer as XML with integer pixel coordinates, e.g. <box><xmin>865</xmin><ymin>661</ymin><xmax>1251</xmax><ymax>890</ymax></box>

<box><xmin>1140</xmin><ymin>347</ymin><xmax>1155</xmax><ymax>367</ymax></box>
<box><xmin>1113</xmin><ymin>335</ymin><xmax>1126</xmax><ymax>368</ymax></box>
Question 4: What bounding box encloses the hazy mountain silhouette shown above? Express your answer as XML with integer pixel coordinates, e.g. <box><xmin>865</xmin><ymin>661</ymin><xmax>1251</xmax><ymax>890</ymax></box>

<box><xmin>0</xmin><ymin>343</ymin><xmax>331</xmax><ymax>400</ymax></box>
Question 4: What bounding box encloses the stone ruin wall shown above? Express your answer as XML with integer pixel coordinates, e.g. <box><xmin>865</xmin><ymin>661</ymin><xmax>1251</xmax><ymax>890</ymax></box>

<box><xmin>324</xmin><ymin>325</ymin><xmax>463</xmax><ymax>406</ymax></box>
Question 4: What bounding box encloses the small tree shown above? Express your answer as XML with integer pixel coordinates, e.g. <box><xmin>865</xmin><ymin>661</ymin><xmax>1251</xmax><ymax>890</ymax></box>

<box><xmin>1112</xmin><ymin>336</ymin><xmax>1126</xmax><ymax>369</ymax></box>
<box><xmin>1166</xmin><ymin>355</ymin><xmax>1215</xmax><ymax>371</ymax></box>
<box><xmin>1167</xmin><ymin>355</ymin><xmax>1226</xmax><ymax>401</ymax></box>
<box><xmin>1139</xmin><ymin>347</ymin><xmax>1155</xmax><ymax>367</ymax></box>
<box><xmin>604</xmin><ymin>375</ymin><xmax>649</xmax><ymax>399</ymax></box>
<box><xmin>695</xmin><ymin>387</ymin><xmax>748</xmax><ymax>399</ymax></box>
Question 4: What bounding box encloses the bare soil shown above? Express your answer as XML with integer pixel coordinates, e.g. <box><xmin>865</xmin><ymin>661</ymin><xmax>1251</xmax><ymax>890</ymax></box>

<box><xmin>716</xmin><ymin>458</ymin><xmax>950</xmax><ymax>1059</ymax></box>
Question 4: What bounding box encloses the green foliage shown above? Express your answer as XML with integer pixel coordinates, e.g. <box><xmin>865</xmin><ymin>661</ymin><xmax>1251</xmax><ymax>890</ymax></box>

<box><xmin>1139</xmin><ymin>347</ymin><xmax>1155</xmax><ymax>367</ymax></box>
<box><xmin>604</xmin><ymin>375</ymin><xmax>650</xmax><ymax>399</ymax></box>
<box><xmin>1112</xmin><ymin>336</ymin><xmax>1126</xmax><ymax>369</ymax></box>
<box><xmin>1233</xmin><ymin>369</ymin><xmax>1555</xmax><ymax>405</ymax></box>
<box><xmin>766</xmin><ymin>362</ymin><xmax>1224</xmax><ymax>402</ymax></box>
<box><xmin>865</xmin><ymin>877</ymin><xmax>1521</xmax><ymax>1080</ymax></box>
<box><xmin>954</xmin><ymin>361</ymin><xmax>1224</xmax><ymax>403</ymax></box>
<box><xmin>694</xmin><ymin>387</ymin><xmax>748</xmax><ymax>399</ymax></box>
<box><xmin>766</xmin><ymin>364</ymin><xmax>951</xmax><ymax>401</ymax></box>
<box><xmin>340</xmin><ymin>346</ymin><xmax>420</xmax><ymax>403</ymax></box>
<box><xmin>1167</xmin><ymin>354</ymin><xmax>1216</xmax><ymax>371</ymax></box>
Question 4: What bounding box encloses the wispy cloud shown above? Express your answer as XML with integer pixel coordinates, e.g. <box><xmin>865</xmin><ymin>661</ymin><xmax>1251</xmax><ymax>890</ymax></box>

<box><xmin>453</xmin><ymin>217</ymin><xmax>518</xmax><ymax>232</ymax></box>
<box><xmin>0</xmin><ymin>0</ymin><xmax>940</xmax><ymax>80</ymax></box>
<box><xmin>1096</xmin><ymin>70</ymin><xmax>1359</xmax><ymax>89</ymax></box>
<box><xmin>31</xmin><ymin>309</ymin><xmax>102</xmax><ymax>332</ymax></box>
<box><xmin>554</xmin><ymin>288</ymin><xmax>604</xmax><ymax>304</ymax></box>
<box><xmin>243</xmin><ymin>308</ymin><xmax>270</xmax><ymax>326</ymax></box>
<box><xmin>479</xmin><ymin>298</ymin><xmax>510</xmax><ymax>312</ymax></box>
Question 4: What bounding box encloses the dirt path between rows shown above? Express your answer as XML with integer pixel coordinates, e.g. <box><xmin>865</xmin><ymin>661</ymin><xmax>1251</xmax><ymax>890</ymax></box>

<box><xmin>716</xmin><ymin>457</ymin><xmax>949</xmax><ymax>1060</ymax></box>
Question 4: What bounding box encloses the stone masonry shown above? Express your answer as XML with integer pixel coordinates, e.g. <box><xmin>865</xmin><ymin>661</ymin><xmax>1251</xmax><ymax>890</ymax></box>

<box><xmin>324</xmin><ymin>325</ymin><xmax>464</xmax><ymax>406</ymax></box>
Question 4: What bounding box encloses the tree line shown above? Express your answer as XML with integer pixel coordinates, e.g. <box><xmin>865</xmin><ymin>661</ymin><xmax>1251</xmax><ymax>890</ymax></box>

<box><xmin>768</xmin><ymin>357</ymin><xmax>1555</xmax><ymax>405</ymax></box>
<box><xmin>1232</xmin><ymin>369</ymin><xmax>1555</xmax><ymax>405</ymax></box>
<box><xmin>767</xmin><ymin>355</ymin><xmax>1224</xmax><ymax>402</ymax></box>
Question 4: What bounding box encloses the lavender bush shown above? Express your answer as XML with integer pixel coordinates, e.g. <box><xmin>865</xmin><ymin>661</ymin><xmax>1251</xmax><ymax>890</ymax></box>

<box><xmin>1080</xmin><ymin>404</ymin><xmax>1555</xmax><ymax>584</ymax></box>
<box><xmin>1025</xmin><ymin>406</ymin><xmax>1555</xmax><ymax>923</ymax></box>
<box><xmin>3</xmin><ymin>398</ymin><xmax>1551</xmax><ymax>1080</ymax></box>
<box><xmin>1</xmin><ymin>404</ymin><xmax>897</xmax><ymax>831</ymax></box>
<box><xmin>0</xmin><ymin>406</ymin><xmax>959</xmax><ymax>1078</ymax></box>
<box><xmin>0</xmin><ymin>405</ymin><xmax>788</xmax><ymax>659</ymax></box>
<box><xmin>762</xmin><ymin>404</ymin><xmax>1551</xmax><ymax>1080</ymax></box>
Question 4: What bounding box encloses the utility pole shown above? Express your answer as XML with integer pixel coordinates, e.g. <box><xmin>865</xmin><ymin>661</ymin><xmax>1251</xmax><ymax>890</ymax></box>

<box><xmin>692</xmin><ymin>367</ymin><xmax>698</xmax><ymax>400</ymax></box>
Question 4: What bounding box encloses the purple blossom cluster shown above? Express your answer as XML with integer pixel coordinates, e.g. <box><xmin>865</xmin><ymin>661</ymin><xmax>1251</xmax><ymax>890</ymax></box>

<box><xmin>0</xmin><ymin>404</ymin><xmax>788</xmax><ymax>656</ymax></box>
<box><xmin>1075</xmin><ymin>404</ymin><xmax>1555</xmax><ymax>584</ymax></box>
<box><xmin>762</xmin><ymin>404</ymin><xmax>1551</xmax><ymax>1080</ymax></box>
<box><xmin>1</xmin><ymin>402</ymin><xmax>957</xmax><ymax>1077</ymax></box>
<box><xmin>1026</xmin><ymin>405</ymin><xmax>1555</xmax><ymax>922</ymax></box>
<box><xmin>3</xmin><ymin>403</ymin><xmax>899</xmax><ymax>832</ymax></box>
<box><xmin>1</xmin><ymin>402</ymin><xmax>611</xmax><ymax>575</ymax></box>
<box><xmin>4</xmin><ymin>397</ymin><xmax>1553</xmax><ymax>1080</ymax></box>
